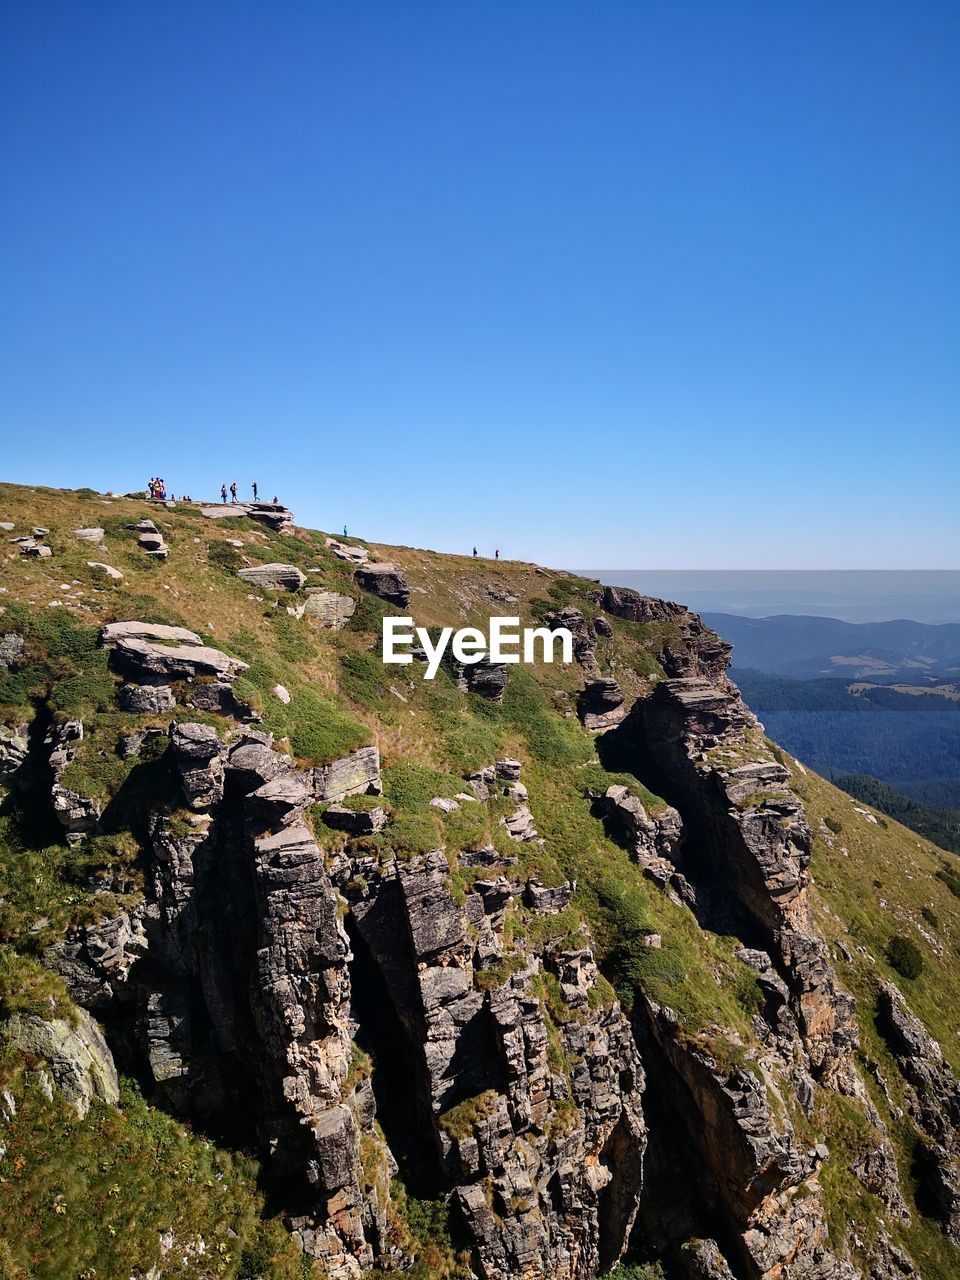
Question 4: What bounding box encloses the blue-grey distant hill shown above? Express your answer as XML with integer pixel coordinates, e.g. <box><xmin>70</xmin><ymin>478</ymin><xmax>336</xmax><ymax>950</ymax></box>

<box><xmin>702</xmin><ymin>612</ymin><xmax>960</xmax><ymax>680</ymax></box>
<box><xmin>703</xmin><ymin>612</ymin><xmax>960</xmax><ymax>848</ymax></box>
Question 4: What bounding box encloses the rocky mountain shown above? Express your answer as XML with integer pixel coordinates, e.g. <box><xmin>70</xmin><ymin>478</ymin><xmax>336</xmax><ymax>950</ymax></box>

<box><xmin>1</xmin><ymin>482</ymin><xmax>959</xmax><ymax>1280</ymax></box>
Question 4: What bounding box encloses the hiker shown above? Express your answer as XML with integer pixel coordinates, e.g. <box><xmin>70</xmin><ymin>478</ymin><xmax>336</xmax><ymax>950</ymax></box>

<box><xmin>272</xmin><ymin>495</ymin><xmax>278</xmax><ymax>503</ymax></box>
<box><xmin>495</xmin><ymin>548</ymin><xmax>499</xmax><ymax>560</ymax></box>
<box><xmin>343</xmin><ymin>525</ymin><xmax>348</xmax><ymax>537</ymax></box>
<box><xmin>220</xmin><ymin>484</ymin><xmax>227</xmax><ymax>504</ymax></box>
<box><xmin>473</xmin><ymin>546</ymin><xmax>477</xmax><ymax>557</ymax></box>
<box><xmin>252</xmin><ymin>481</ymin><xmax>258</xmax><ymax>501</ymax></box>
<box><xmin>230</xmin><ymin>482</ymin><xmax>238</xmax><ymax>503</ymax></box>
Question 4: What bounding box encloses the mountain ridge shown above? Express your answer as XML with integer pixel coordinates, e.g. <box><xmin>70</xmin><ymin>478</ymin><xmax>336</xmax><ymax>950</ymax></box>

<box><xmin>1</xmin><ymin>483</ymin><xmax>959</xmax><ymax>1280</ymax></box>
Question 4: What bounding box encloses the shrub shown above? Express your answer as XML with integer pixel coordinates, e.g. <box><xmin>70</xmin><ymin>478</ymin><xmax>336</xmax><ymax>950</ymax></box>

<box><xmin>887</xmin><ymin>934</ymin><xmax>924</xmax><ymax>980</ymax></box>
<box><xmin>921</xmin><ymin>906</ymin><xmax>940</xmax><ymax>930</ymax></box>
<box><xmin>824</xmin><ymin>816</ymin><xmax>843</xmax><ymax>835</ymax></box>
<box><xmin>207</xmin><ymin>540</ymin><xmax>242</xmax><ymax>571</ymax></box>
<box><xmin>382</xmin><ymin>762</ymin><xmax>461</xmax><ymax>812</ymax></box>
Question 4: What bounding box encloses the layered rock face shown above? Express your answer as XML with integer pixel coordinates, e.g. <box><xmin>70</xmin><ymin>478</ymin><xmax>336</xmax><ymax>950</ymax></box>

<box><xmin>338</xmin><ymin>847</ymin><xmax>647</xmax><ymax>1280</ymax></box>
<box><xmin>52</xmin><ymin>727</ymin><xmax>392</xmax><ymax>1277</ymax></box>
<box><xmin>14</xmin><ymin>588</ymin><xmax>950</xmax><ymax>1279</ymax></box>
<box><xmin>598</xmin><ymin>585</ymin><xmax>731</xmax><ymax>679</ymax></box>
<box><xmin>877</xmin><ymin>983</ymin><xmax>960</xmax><ymax>1244</ymax></box>
<box><xmin>49</xmin><ymin>726</ymin><xmax>645</xmax><ymax>1279</ymax></box>
<box><xmin>613</xmin><ymin>675</ymin><xmax>860</xmax><ymax>1094</ymax></box>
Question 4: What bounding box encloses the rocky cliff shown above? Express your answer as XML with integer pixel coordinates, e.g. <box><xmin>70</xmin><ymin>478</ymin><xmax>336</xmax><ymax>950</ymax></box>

<box><xmin>1</xmin><ymin>484</ymin><xmax>958</xmax><ymax>1280</ymax></box>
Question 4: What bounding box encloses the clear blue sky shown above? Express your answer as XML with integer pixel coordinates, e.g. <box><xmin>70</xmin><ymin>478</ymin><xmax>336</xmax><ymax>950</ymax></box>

<box><xmin>2</xmin><ymin>1</ymin><xmax>958</xmax><ymax>568</ymax></box>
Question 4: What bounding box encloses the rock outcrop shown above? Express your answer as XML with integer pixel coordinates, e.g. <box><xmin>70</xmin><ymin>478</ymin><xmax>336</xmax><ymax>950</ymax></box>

<box><xmin>201</xmin><ymin>501</ymin><xmax>294</xmax><ymax>533</ymax></box>
<box><xmin>238</xmin><ymin>562</ymin><xmax>306</xmax><ymax>591</ymax></box>
<box><xmin>6</xmin><ymin>1007</ymin><xmax>119</xmax><ymax>1117</ymax></box>
<box><xmin>0</xmin><ymin>720</ymin><xmax>30</xmax><ymax>781</ymax></box>
<box><xmin>876</xmin><ymin>982</ymin><xmax>960</xmax><ymax>1242</ymax></box>
<box><xmin>129</xmin><ymin>518</ymin><xmax>169</xmax><ymax>558</ymax></box>
<box><xmin>46</xmin><ymin>717</ymin><xmax>649</xmax><ymax>1278</ymax></box>
<box><xmin>354</xmin><ymin>562</ymin><xmax>410</xmax><ymax>607</ymax></box>
<box><xmin>301</xmin><ymin>589</ymin><xmax>357</xmax><ymax>628</ymax></box>
<box><xmin>342</xmin><ymin>848</ymin><xmax>647</xmax><ymax>1280</ymax></box>
<box><xmin>453</xmin><ymin>657</ymin><xmax>509</xmax><ymax>702</ymax></box>
<box><xmin>46</xmin><ymin>719</ymin><xmax>101</xmax><ymax>844</ymax></box>
<box><xmin>11</xmin><ymin>533</ymin><xmax>52</xmax><ymax>557</ymax></box>
<box><xmin>596</xmin><ymin>785</ymin><xmax>690</xmax><ymax>905</ymax></box>
<box><xmin>545</xmin><ymin>606</ymin><xmax>600</xmax><ymax>677</ymax></box>
<box><xmin>101</xmin><ymin>621</ymin><xmax>248</xmax><ymax>684</ymax></box>
<box><xmin>577</xmin><ymin>678</ymin><xmax>627</xmax><ymax>732</ymax></box>
<box><xmin>598</xmin><ymin>586</ymin><xmax>731</xmax><ymax>679</ymax></box>
<box><xmin>614</xmin><ymin>676</ymin><xmax>860</xmax><ymax>1094</ymax></box>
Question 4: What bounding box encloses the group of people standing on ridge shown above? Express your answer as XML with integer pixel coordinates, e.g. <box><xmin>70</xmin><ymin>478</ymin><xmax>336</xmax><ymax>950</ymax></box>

<box><xmin>148</xmin><ymin>477</ymin><xmax>167</xmax><ymax>500</ymax></box>
<box><xmin>473</xmin><ymin>546</ymin><xmax>499</xmax><ymax>559</ymax></box>
<box><xmin>220</xmin><ymin>481</ymin><xmax>275</xmax><ymax>505</ymax></box>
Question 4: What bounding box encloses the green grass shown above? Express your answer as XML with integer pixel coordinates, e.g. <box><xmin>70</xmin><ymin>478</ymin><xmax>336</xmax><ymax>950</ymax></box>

<box><xmin>0</xmin><ymin>1059</ymin><xmax>310</xmax><ymax>1280</ymax></box>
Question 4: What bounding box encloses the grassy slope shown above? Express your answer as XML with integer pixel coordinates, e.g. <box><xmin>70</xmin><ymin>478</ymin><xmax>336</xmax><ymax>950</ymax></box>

<box><xmin>789</xmin><ymin>755</ymin><xmax>960</xmax><ymax>1278</ymax></box>
<box><xmin>1</xmin><ymin>482</ymin><xmax>959</xmax><ymax>1278</ymax></box>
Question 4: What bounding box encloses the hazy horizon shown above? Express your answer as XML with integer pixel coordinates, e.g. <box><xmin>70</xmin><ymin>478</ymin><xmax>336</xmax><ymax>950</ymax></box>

<box><xmin>580</xmin><ymin>569</ymin><xmax>960</xmax><ymax>625</ymax></box>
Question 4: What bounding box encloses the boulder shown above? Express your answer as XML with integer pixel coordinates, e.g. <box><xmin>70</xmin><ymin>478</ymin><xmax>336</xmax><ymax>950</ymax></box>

<box><xmin>524</xmin><ymin>879</ymin><xmax>573</xmax><ymax>914</ymax></box>
<box><xmin>74</xmin><ymin>527</ymin><xmax>104</xmax><ymax>543</ymax></box>
<box><xmin>322</xmin><ymin>805</ymin><xmax>388</xmax><ymax>835</ymax></box>
<box><xmin>314</xmin><ymin>745</ymin><xmax>381</xmax><ymax>803</ymax></box>
<box><xmin>170</xmin><ymin>723</ymin><xmax>224</xmax><ymax>810</ymax></box>
<box><xmin>227</xmin><ymin>740</ymin><xmax>294</xmax><ymax>791</ymax></box>
<box><xmin>302</xmin><ymin>590</ymin><xmax>356</xmax><ymax>628</ymax></box>
<box><xmin>326</xmin><ymin>537</ymin><xmax>369</xmax><ymax>564</ymax></box>
<box><xmin>17</xmin><ymin>537</ymin><xmax>52</xmax><ymax>557</ymax></box>
<box><xmin>430</xmin><ymin>796</ymin><xmax>460</xmax><ymax>813</ymax></box>
<box><xmin>7</xmin><ymin>1008</ymin><xmax>119</xmax><ymax>1117</ymax></box>
<box><xmin>238</xmin><ymin>563</ymin><xmax>306</xmax><ymax>592</ymax></box>
<box><xmin>0</xmin><ymin>633</ymin><xmax>25</xmax><ymax>670</ymax></box>
<box><xmin>109</xmin><ymin>637</ymin><xmax>247</xmax><ymax>682</ymax></box>
<box><xmin>246</xmin><ymin>502</ymin><xmax>294</xmax><ymax>534</ymax></box>
<box><xmin>184</xmin><ymin>680</ymin><xmax>259</xmax><ymax>721</ymax></box>
<box><xmin>118</xmin><ymin>682</ymin><xmax>176</xmax><ymax>714</ymax></box>
<box><xmin>138</xmin><ymin>532</ymin><xmax>168</xmax><ymax>558</ymax></box>
<box><xmin>354</xmin><ymin>562</ymin><xmax>410</xmax><ymax>607</ymax></box>
<box><xmin>0</xmin><ymin>722</ymin><xmax>30</xmax><ymax>779</ymax></box>
<box><xmin>463</xmin><ymin>659</ymin><xmax>508</xmax><ymax>701</ymax></box>
<box><xmin>86</xmin><ymin>561</ymin><xmax>123</xmax><ymax>580</ymax></box>
<box><xmin>100</xmin><ymin>621</ymin><xmax>202</xmax><ymax>648</ymax></box>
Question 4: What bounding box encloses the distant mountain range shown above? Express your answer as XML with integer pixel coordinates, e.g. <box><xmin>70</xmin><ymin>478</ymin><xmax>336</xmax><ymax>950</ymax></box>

<box><xmin>705</xmin><ymin>611</ymin><xmax>960</xmax><ymax>853</ymax></box>
<box><xmin>702</xmin><ymin>612</ymin><xmax>960</xmax><ymax>680</ymax></box>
